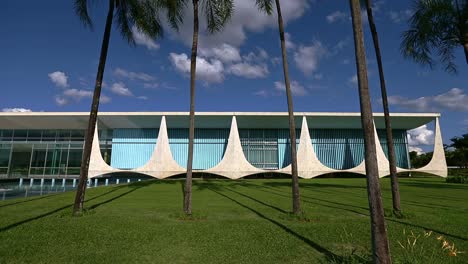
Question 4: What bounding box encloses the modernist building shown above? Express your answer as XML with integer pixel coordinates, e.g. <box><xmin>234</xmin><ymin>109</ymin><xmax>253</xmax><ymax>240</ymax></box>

<box><xmin>0</xmin><ymin>112</ymin><xmax>447</xmax><ymax>180</ymax></box>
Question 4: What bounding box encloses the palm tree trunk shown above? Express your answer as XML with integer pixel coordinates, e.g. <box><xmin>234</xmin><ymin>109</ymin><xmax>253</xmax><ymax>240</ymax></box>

<box><xmin>184</xmin><ymin>0</ymin><xmax>199</xmax><ymax>216</ymax></box>
<box><xmin>349</xmin><ymin>0</ymin><xmax>391</xmax><ymax>263</ymax></box>
<box><xmin>72</xmin><ymin>0</ymin><xmax>114</xmax><ymax>216</ymax></box>
<box><xmin>275</xmin><ymin>0</ymin><xmax>300</xmax><ymax>215</ymax></box>
<box><xmin>464</xmin><ymin>42</ymin><xmax>468</xmax><ymax>64</ymax></box>
<box><xmin>365</xmin><ymin>0</ymin><xmax>401</xmax><ymax>214</ymax></box>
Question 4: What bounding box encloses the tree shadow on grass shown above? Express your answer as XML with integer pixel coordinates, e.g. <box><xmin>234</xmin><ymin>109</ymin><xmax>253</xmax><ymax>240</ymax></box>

<box><xmin>0</xmin><ymin>192</ymin><xmax>62</xmax><ymax>209</ymax></box>
<box><xmin>223</xmin><ymin>187</ymin><xmax>289</xmax><ymax>214</ymax></box>
<box><xmin>386</xmin><ymin>218</ymin><xmax>468</xmax><ymax>242</ymax></box>
<box><xmin>0</xmin><ymin>182</ymin><xmax>149</xmax><ymax>233</ymax></box>
<box><xmin>207</xmin><ymin>187</ymin><xmax>355</xmax><ymax>262</ymax></box>
<box><xmin>262</xmin><ymin>181</ymin><xmax>367</xmax><ymax>190</ymax></box>
<box><xmin>399</xmin><ymin>180</ymin><xmax>468</xmax><ymax>190</ymax></box>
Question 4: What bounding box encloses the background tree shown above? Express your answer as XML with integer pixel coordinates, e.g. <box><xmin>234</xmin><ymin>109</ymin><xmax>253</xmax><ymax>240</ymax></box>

<box><xmin>254</xmin><ymin>0</ymin><xmax>301</xmax><ymax>215</ymax></box>
<box><xmin>363</xmin><ymin>0</ymin><xmax>402</xmax><ymax>214</ymax></box>
<box><xmin>449</xmin><ymin>133</ymin><xmax>468</xmax><ymax>167</ymax></box>
<box><xmin>349</xmin><ymin>0</ymin><xmax>391</xmax><ymax>262</ymax></box>
<box><xmin>401</xmin><ymin>0</ymin><xmax>468</xmax><ymax>73</ymax></box>
<box><xmin>184</xmin><ymin>0</ymin><xmax>233</xmax><ymax>215</ymax></box>
<box><xmin>73</xmin><ymin>0</ymin><xmax>179</xmax><ymax>216</ymax></box>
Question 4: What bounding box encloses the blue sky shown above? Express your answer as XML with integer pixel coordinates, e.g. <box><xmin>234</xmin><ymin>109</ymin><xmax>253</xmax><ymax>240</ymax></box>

<box><xmin>1</xmin><ymin>0</ymin><xmax>467</xmax><ymax>152</ymax></box>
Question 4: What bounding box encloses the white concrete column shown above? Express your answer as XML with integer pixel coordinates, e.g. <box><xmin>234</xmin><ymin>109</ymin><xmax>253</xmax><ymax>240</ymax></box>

<box><xmin>135</xmin><ymin>116</ymin><xmax>185</xmax><ymax>179</ymax></box>
<box><xmin>413</xmin><ymin>117</ymin><xmax>447</xmax><ymax>177</ymax></box>
<box><xmin>206</xmin><ymin>116</ymin><xmax>263</xmax><ymax>179</ymax></box>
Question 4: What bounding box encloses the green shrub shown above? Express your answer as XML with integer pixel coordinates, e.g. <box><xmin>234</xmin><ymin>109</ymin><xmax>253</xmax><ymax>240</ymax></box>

<box><xmin>446</xmin><ymin>175</ymin><xmax>468</xmax><ymax>184</ymax></box>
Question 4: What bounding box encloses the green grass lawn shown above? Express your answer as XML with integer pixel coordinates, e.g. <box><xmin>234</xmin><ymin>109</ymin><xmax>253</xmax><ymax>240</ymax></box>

<box><xmin>0</xmin><ymin>177</ymin><xmax>467</xmax><ymax>263</ymax></box>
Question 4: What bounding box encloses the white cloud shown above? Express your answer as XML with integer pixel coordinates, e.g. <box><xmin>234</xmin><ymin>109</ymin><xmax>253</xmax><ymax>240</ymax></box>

<box><xmin>55</xmin><ymin>96</ymin><xmax>68</xmax><ymax>106</ymax></box>
<box><xmin>169</xmin><ymin>53</ymin><xmax>224</xmax><ymax>83</ymax></box>
<box><xmin>114</xmin><ymin>68</ymin><xmax>155</xmax><ymax>82</ymax></box>
<box><xmin>388</xmin><ymin>9</ymin><xmax>412</xmax><ymax>23</ymax></box>
<box><xmin>143</xmin><ymin>83</ymin><xmax>159</xmax><ymax>89</ymax></box>
<box><xmin>348</xmin><ymin>74</ymin><xmax>358</xmax><ymax>85</ymax></box>
<box><xmin>228</xmin><ymin>62</ymin><xmax>269</xmax><ymax>79</ymax></box>
<box><xmin>388</xmin><ymin>88</ymin><xmax>468</xmax><ymax>112</ymax></box>
<box><xmin>326</xmin><ymin>10</ymin><xmax>348</xmax><ymax>23</ymax></box>
<box><xmin>254</xmin><ymin>90</ymin><xmax>269</xmax><ymax>97</ymax></box>
<box><xmin>274</xmin><ymin>80</ymin><xmax>307</xmax><ymax>96</ymax></box>
<box><xmin>169</xmin><ymin>0</ymin><xmax>309</xmax><ymax>49</ymax></box>
<box><xmin>132</xmin><ymin>25</ymin><xmax>159</xmax><ymax>50</ymax></box>
<box><xmin>407</xmin><ymin>125</ymin><xmax>434</xmax><ymax>146</ymax></box>
<box><xmin>137</xmin><ymin>96</ymin><xmax>148</xmax><ymax>100</ymax></box>
<box><xmin>2</xmin><ymin>108</ymin><xmax>32</xmax><ymax>112</ymax></box>
<box><xmin>285</xmin><ymin>32</ymin><xmax>296</xmax><ymax>50</ymax></box>
<box><xmin>48</xmin><ymin>71</ymin><xmax>69</xmax><ymax>88</ymax></box>
<box><xmin>200</xmin><ymin>43</ymin><xmax>241</xmax><ymax>63</ymax></box>
<box><xmin>409</xmin><ymin>146</ymin><xmax>424</xmax><ymax>155</ymax></box>
<box><xmin>55</xmin><ymin>89</ymin><xmax>111</xmax><ymax>106</ymax></box>
<box><xmin>111</xmin><ymin>82</ymin><xmax>134</xmax><ymax>96</ymax></box>
<box><xmin>294</xmin><ymin>42</ymin><xmax>327</xmax><ymax>74</ymax></box>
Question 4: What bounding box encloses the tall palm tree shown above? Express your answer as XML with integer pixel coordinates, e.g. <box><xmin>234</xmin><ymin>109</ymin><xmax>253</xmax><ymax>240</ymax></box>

<box><xmin>349</xmin><ymin>0</ymin><xmax>391</xmax><ymax>263</ymax></box>
<box><xmin>401</xmin><ymin>0</ymin><xmax>468</xmax><ymax>73</ymax></box>
<box><xmin>254</xmin><ymin>0</ymin><xmax>300</xmax><ymax>215</ymax></box>
<box><xmin>363</xmin><ymin>0</ymin><xmax>401</xmax><ymax>214</ymax></box>
<box><xmin>72</xmin><ymin>0</ymin><xmax>182</xmax><ymax>216</ymax></box>
<box><xmin>184</xmin><ymin>0</ymin><xmax>233</xmax><ymax>215</ymax></box>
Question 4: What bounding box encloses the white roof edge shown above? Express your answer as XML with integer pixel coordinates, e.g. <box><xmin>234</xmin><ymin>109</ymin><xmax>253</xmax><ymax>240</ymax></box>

<box><xmin>0</xmin><ymin>111</ymin><xmax>441</xmax><ymax>117</ymax></box>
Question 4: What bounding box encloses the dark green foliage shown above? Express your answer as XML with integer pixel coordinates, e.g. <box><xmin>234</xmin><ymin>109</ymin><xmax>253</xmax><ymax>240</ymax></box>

<box><xmin>401</xmin><ymin>0</ymin><xmax>468</xmax><ymax>73</ymax></box>
<box><xmin>410</xmin><ymin>151</ymin><xmax>433</xmax><ymax>168</ymax></box>
<box><xmin>446</xmin><ymin>175</ymin><xmax>468</xmax><ymax>183</ymax></box>
<box><xmin>203</xmin><ymin>0</ymin><xmax>234</xmax><ymax>33</ymax></box>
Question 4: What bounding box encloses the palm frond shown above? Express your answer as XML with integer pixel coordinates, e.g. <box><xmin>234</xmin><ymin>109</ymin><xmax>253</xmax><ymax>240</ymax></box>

<box><xmin>255</xmin><ymin>0</ymin><xmax>273</xmax><ymax>15</ymax></box>
<box><xmin>115</xmin><ymin>0</ymin><xmax>135</xmax><ymax>45</ymax></box>
<box><xmin>202</xmin><ymin>0</ymin><xmax>234</xmax><ymax>33</ymax></box>
<box><xmin>400</xmin><ymin>0</ymin><xmax>463</xmax><ymax>73</ymax></box>
<box><xmin>156</xmin><ymin>0</ymin><xmax>188</xmax><ymax>31</ymax></box>
<box><xmin>74</xmin><ymin>0</ymin><xmax>94</xmax><ymax>29</ymax></box>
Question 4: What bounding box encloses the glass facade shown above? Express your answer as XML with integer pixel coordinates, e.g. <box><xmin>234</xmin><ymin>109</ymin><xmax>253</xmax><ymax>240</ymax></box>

<box><xmin>0</xmin><ymin>126</ymin><xmax>411</xmax><ymax>178</ymax></box>
<box><xmin>0</xmin><ymin>129</ymin><xmax>86</xmax><ymax>178</ymax></box>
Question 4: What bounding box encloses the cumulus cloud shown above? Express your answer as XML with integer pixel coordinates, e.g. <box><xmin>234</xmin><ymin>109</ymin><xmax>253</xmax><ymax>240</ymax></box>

<box><xmin>48</xmin><ymin>71</ymin><xmax>69</xmax><ymax>88</ymax></box>
<box><xmin>2</xmin><ymin>108</ymin><xmax>32</xmax><ymax>112</ymax></box>
<box><xmin>407</xmin><ymin>125</ymin><xmax>434</xmax><ymax>146</ymax></box>
<box><xmin>409</xmin><ymin>146</ymin><xmax>424</xmax><ymax>155</ymax></box>
<box><xmin>294</xmin><ymin>42</ymin><xmax>327</xmax><ymax>74</ymax></box>
<box><xmin>170</xmin><ymin>0</ymin><xmax>309</xmax><ymax>49</ymax></box>
<box><xmin>326</xmin><ymin>11</ymin><xmax>348</xmax><ymax>23</ymax></box>
<box><xmin>114</xmin><ymin>68</ymin><xmax>156</xmax><ymax>82</ymax></box>
<box><xmin>285</xmin><ymin>32</ymin><xmax>296</xmax><ymax>50</ymax></box>
<box><xmin>55</xmin><ymin>89</ymin><xmax>111</xmax><ymax>106</ymax></box>
<box><xmin>111</xmin><ymin>82</ymin><xmax>134</xmax><ymax>96</ymax></box>
<box><xmin>388</xmin><ymin>9</ymin><xmax>412</xmax><ymax>23</ymax></box>
<box><xmin>169</xmin><ymin>53</ymin><xmax>224</xmax><ymax>83</ymax></box>
<box><xmin>388</xmin><ymin>88</ymin><xmax>468</xmax><ymax>112</ymax></box>
<box><xmin>274</xmin><ymin>80</ymin><xmax>307</xmax><ymax>96</ymax></box>
<box><xmin>132</xmin><ymin>25</ymin><xmax>159</xmax><ymax>50</ymax></box>
<box><xmin>228</xmin><ymin>62</ymin><xmax>269</xmax><ymax>79</ymax></box>
<box><xmin>199</xmin><ymin>43</ymin><xmax>241</xmax><ymax>63</ymax></box>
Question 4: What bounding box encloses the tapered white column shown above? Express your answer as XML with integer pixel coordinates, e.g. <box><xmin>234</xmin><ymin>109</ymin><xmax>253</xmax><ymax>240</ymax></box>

<box><xmin>135</xmin><ymin>116</ymin><xmax>185</xmax><ymax>179</ymax></box>
<box><xmin>88</xmin><ymin>125</ymin><xmax>120</xmax><ymax>178</ymax></box>
<box><xmin>413</xmin><ymin>117</ymin><xmax>447</xmax><ymax>177</ymax></box>
<box><xmin>206</xmin><ymin>116</ymin><xmax>263</xmax><ymax>179</ymax></box>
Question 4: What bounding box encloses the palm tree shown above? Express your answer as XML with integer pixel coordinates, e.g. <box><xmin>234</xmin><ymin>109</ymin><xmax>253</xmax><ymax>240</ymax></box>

<box><xmin>72</xmin><ymin>0</ymin><xmax>181</xmax><ymax>216</ymax></box>
<box><xmin>401</xmin><ymin>0</ymin><xmax>468</xmax><ymax>73</ymax></box>
<box><xmin>254</xmin><ymin>0</ymin><xmax>300</xmax><ymax>215</ymax></box>
<box><xmin>184</xmin><ymin>0</ymin><xmax>233</xmax><ymax>215</ymax></box>
<box><xmin>363</xmin><ymin>0</ymin><xmax>401</xmax><ymax>214</ymax></box>
<box><xmin>349</xmin><ymin>0</ymin><xmax>391</xmax><ymax>263</ymax></box>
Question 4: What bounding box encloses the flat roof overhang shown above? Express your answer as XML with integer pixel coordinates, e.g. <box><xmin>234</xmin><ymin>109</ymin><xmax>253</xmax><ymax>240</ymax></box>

<box><xmin>0</xmin><ymin>112</ymin><xmax>440</xmax><ymax>130</ymax></box>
